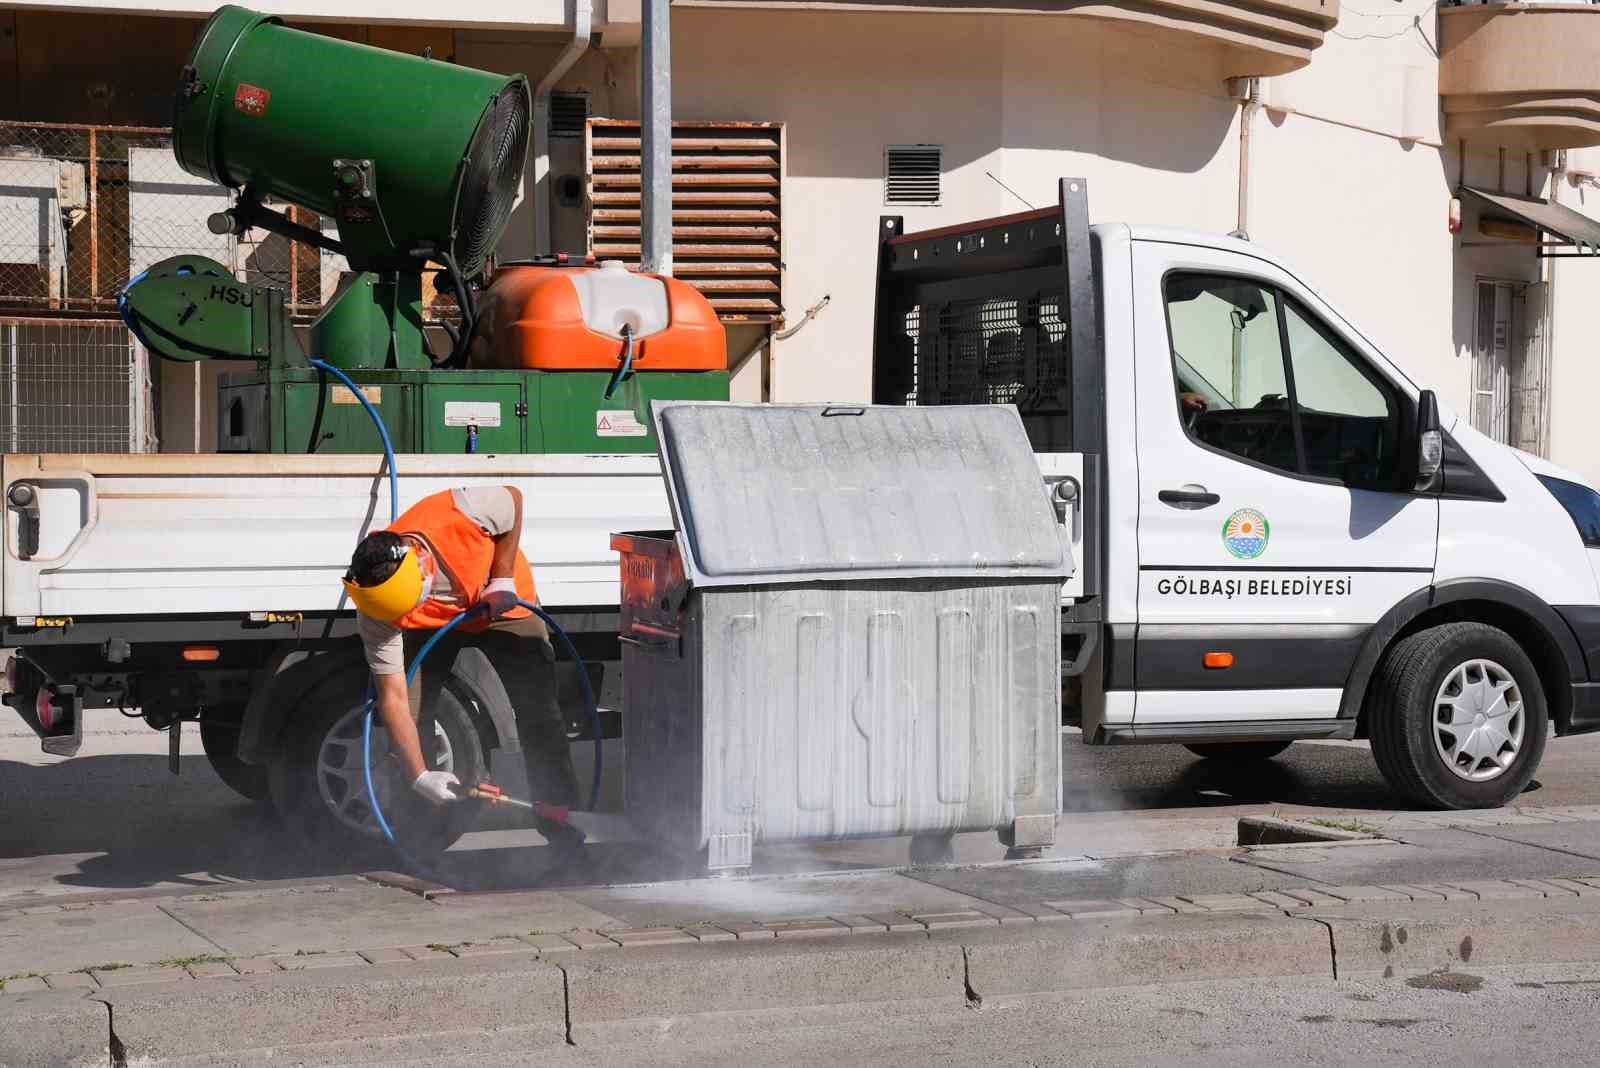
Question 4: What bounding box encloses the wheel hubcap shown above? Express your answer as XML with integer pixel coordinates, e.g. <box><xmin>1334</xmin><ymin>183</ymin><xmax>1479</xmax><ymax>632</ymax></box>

<box><xmin>1432</xmin><ymin>658</ymin><xmax>1524</xmax><ymax>783</ymax></box>
<box><xmin>315</xmin><ymin>706</ymin><xmax>454</xmax><ymax>837</ymax></box>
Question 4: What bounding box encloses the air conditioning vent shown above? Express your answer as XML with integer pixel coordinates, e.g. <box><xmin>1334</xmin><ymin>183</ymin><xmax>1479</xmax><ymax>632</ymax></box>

<box><xmin>551</xmin><ymin>91</ymin><xmax>590</xmax><ymax>140</ymax></box>
<box><xmin>885</xmin><ymin>145</ymin><xmax>942</xmax><ymax>206</ymax></box>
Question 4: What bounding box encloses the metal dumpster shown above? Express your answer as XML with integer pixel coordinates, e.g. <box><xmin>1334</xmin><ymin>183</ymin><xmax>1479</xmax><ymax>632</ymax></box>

<box><xmin>612</xmin><ymin>402</ymin><xmax>1071</xmax><ymax>872</ymax></box>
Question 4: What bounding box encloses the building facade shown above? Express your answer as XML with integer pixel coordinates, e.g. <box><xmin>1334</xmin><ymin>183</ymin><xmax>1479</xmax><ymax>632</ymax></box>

<box><xmin>1</xmin><ymin>0</ymin><xmax>1598</xmax><ymax>481</ymax></box>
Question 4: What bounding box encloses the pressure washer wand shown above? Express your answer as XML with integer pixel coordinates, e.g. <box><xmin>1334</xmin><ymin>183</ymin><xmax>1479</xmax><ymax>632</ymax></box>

<box><xmin>469</xmin><ymin>782</ymin><xmax>571</xmax><ymax>825</ymax></box>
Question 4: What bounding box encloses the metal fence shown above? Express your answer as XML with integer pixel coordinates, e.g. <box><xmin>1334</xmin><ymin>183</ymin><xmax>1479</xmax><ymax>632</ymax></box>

<box><xmin>0</xmin><ymin>120</ymin><xmax>341</xmax><ymax>317</ymax></box>
<box><xmin>0</xmin><ymin>318</ymin><xmax>154</xmax><ymax>452</ymax></box>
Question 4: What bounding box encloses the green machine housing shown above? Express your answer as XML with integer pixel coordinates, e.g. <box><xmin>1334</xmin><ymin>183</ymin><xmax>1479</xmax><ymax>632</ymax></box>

<box><xmin>122</xmin><ymin>7</ymin><xmax>728</xmax><ymax>456</ymax></box>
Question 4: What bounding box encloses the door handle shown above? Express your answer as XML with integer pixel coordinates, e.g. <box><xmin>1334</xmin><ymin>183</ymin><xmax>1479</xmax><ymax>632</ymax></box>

<box><xmin>1158</xmin><ymin>488</ymin><xmax>1220</xmax><ymax>507</ymax></box>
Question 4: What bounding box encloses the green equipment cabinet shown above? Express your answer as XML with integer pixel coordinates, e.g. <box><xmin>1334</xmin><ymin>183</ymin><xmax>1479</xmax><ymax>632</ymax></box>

<box><xmin>220</xmin><ymin>368</ymin><xmax>730</xmax><ymax>455</ymax></box>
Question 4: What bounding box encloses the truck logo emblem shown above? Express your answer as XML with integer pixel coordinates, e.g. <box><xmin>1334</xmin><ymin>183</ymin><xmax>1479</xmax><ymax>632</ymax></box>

<box><xmin>1222</xmin><ymin>508</ymin><xmax>1269</xmax><ymax>560</ymax></box>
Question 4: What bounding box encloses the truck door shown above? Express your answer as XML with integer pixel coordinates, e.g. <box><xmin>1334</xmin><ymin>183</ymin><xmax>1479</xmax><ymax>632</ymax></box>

<box><xmin>1129</xmin><ymin>239</ymin><xmax>1438</xmax><ymax>732</ymax></box>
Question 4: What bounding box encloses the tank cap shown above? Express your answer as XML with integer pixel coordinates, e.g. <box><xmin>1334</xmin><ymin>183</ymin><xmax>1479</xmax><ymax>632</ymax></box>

<box><xmin>599</xmin><ymin>259</ymin><xmax>628</xmax><ymax>272</ymax></box>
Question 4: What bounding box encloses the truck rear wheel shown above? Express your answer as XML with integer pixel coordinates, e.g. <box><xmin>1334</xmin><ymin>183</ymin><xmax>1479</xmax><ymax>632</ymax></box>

<box><xmin>1368</xmin><ymin>622</ymin><xmax>1548</xmax><ymax>809</ymax></box>
<box><xmin>1183</xmin><ymin>741</ymin><xmax>1292</xmax><ymax>763</ymax></box>
<box><xmin>267</xmin><ymin>664</ymin><xmax>487</xmax><ymax>857</ymax></box>
<box><xmin>199</xmin><ymin>706</ymin><xmax>270</xmax><ymax>801</ymax></box>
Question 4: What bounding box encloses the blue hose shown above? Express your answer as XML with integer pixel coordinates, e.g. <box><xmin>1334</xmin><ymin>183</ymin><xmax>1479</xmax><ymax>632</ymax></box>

<box><xmin>304</xmin><ymin>357</ymin><xmax>604</xmax><ymax>857</ymax></box>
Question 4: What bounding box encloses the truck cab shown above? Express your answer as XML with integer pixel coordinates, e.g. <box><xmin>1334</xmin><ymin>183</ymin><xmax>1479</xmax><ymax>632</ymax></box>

<box><xmin>874</xmin><ymin>179</ymin><xmax>1600</xmax><ymax>809</ymax></box>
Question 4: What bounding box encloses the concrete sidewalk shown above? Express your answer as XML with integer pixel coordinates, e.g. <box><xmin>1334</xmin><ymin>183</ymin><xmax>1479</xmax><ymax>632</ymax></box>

<box><xmin>8</xmin><ymin>807</ymin><xmax>1600</xmax><ymax>1063</ymax></box>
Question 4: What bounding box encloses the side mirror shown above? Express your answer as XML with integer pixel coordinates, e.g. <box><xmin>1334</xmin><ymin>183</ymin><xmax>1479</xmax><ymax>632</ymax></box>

<box><xmin>1414</xmin><ymin>389</ymin><xmax>1443</xmax><ymax>492</ymax></box>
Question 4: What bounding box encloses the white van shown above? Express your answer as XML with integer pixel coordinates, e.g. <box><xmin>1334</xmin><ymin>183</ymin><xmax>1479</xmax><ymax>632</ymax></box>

<box><xmin>873</xmin><ymin>178</ymin><xmax>1600</xmax><ymax>809</ymax></box>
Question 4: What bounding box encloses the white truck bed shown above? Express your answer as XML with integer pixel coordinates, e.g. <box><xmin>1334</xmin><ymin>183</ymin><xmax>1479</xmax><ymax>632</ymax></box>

<box><xmin>0</xmin><ymin>452</ymin><xmax>672</xmax><ymax>621</ymax></box>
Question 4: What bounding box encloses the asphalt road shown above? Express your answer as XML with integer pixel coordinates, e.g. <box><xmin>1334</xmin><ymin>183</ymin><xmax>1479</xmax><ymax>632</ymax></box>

<box><xmin>5</xmin><ymin>714</ymin><xmax>1600</xmax><ymax>899</ymax></box>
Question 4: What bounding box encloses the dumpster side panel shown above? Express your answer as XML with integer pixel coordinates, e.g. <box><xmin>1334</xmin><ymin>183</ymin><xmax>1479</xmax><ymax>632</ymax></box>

<box><xmin>699</xmin><ymin>579</ymin><xmax>1060</xmax><ymax>849</ymax></box>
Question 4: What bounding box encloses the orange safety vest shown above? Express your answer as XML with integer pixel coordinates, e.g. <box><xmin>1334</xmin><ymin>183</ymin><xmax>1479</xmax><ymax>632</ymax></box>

<box><xmin>388</xmin><ymin>490</ymin><xmax>537</xmax><ymax>632</ymax></box>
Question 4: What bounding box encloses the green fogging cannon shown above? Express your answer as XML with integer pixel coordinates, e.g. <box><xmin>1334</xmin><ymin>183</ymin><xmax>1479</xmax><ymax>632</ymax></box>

<box><xmin>122</xmin><ymin>6</ymin><xmax>728</xmax><ymax>456</ymax></box>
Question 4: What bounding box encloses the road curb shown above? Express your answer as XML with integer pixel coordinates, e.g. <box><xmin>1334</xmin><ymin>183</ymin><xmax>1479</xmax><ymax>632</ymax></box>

<box><xmin>1307</xmin><ymin>891</ymin><xmax>1600</xmax><ymax>978</ymax></box>
<box><xmin>0</xmin><ymin>988</ymin><xmax>106</xmax><ymax>1067</ymax></box>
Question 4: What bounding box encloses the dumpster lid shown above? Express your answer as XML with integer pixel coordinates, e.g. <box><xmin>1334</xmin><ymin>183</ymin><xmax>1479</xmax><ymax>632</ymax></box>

<box><xmin>651</xmin><ymin>402</ymin><xmax>1072</xmax><ymax>587</ymax></box>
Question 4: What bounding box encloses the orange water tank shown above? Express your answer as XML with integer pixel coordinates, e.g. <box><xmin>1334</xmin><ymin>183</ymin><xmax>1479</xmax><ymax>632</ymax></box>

<box><xmin>468</xmin><ymin>260</ymin><xmax>727</xmax><ymax>372</ymax></box>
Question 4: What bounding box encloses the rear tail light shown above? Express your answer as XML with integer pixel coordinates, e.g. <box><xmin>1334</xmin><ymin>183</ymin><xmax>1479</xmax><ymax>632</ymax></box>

<box><xmin>182</xmin><ymin>646</ymin><xmax>221</xmax><ymax>663</ymax></box>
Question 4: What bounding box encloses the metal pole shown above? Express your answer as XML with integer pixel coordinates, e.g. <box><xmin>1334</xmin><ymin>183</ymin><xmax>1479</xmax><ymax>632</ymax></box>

<box><xmin>88</xmin><ymin>128</ymin><xmax>98</xmax><ymax>302</ymax></box>
<box><xmin>641</xmin><ymin>0</ymin><xmax>672</xmax><ymax>275</ymax></box>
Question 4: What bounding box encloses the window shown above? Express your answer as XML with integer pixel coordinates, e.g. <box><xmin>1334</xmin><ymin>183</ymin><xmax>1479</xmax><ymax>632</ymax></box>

<box><xmin>1539</xmin><ymin>475</ymin><xmax>1600</xmax><ymax>548</ymax></box>
<box><xmin>1164</xmin><ymin>272</ymin><xmax>1402</xmax><ymax>489</ymax></box>
<box><xmin>884</xmin><ymin>145</ymin><xmax>942</xmax><ymax>206</ymax></box>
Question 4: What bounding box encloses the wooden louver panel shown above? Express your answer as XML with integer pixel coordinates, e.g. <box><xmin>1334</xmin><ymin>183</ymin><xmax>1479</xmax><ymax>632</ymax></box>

<box><xmin>586</xmin><ymin>119</ymin><xmax>783</xmax><ymax>322</ymax></box>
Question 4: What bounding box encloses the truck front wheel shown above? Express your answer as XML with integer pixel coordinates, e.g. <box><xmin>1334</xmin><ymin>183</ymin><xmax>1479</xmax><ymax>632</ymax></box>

<box><xmin>1368</xmin><ymin>622</ymin><xmax>1548</xmax><ymax>809</ymax></box>
<box><xmin>267</xmin><ymin>664</ymin><xmax>487</xmax><ymax>857</ymax></box>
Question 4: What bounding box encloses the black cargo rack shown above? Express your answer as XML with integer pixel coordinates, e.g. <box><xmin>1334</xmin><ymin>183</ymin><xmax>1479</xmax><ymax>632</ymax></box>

<box><xmin>871</xmin><ymin>177</ymin><xmax>1105</xmax><ymax>602</ymax></box>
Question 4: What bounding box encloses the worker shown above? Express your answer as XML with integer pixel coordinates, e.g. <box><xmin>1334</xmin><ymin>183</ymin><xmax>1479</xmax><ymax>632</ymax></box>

<box><xmin>341</xmin><ymin>485</ymin><xmax>583</xmax><ymax>856</ymax></box>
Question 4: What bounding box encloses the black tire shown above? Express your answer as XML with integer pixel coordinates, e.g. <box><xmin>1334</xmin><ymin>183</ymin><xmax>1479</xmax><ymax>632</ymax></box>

<box><xmin>1183</xmin><ymin>741</ymin><xmax>1293</xmax><ymax>763</ymax></box>
<box><xmin>1368</xmin><ymin>622</ymin><xmax>1548</xmax><ymax>809</ymax></box>
<box><xmin>199</xmin><ymin>707</ymin><xmax>271</xmax><ymax>801</ymax></box>
<box><xmin>267</xmin><ymin>663</ymin><xmax>488</xmax><ymax>856</ymax></box>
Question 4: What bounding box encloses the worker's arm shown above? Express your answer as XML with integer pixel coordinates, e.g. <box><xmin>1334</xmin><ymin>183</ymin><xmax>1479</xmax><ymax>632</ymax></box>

<box><xmin>373</xmin><ymin>670</ymin><xmax>427</xmax><ymax>781</ymax></box>
<box><xmin>487</xmin><ymin>485</ymin><xmax>523</xmax><ymax>580</ymax></box>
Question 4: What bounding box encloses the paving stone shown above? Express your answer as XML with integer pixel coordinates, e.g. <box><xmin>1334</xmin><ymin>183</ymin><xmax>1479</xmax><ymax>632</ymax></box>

<box><xmin>561</xmin><ymin>930</ymin><xmax>622</xmax><ymax>950</ymax></box>
<box><xmin>762</xmin><ymin>918</ymin><xmax>851</xmax><ymax>939</ymax></box>
<box><xmin>1</xmin><ymin>976</ymin><xmax>48</xmax><ymax>994</ymax></box>
<box><xmin>829</xmin><ymin>914</ymin><xmax>890</xmax><ymax>933</ymax></box>
<box><xmin>452</xmin><ymin>939</ymin><xmax>539</xmax><ymax>959</ymax></box>
<box><xmin>1444</xmin><ymin>880</ymin><xmax>1547</xmax><ymax>901</ymax></box>
<box><xmin>1379</xmin><ymin>885</ymin><xmax>1448</xmax><ymax>902</ymax></box>
<box><xmin>271</xmin><ymin>953</ymin><xmax>368</xmax><ymax>971</ymax></box>
<box><xmin>1317</xmin><ymin>886</ymin><xmax>1411</xmax><ymax>903</ymax></box>
<box><xmin>1117</xmin><ymin>898</ymin><xmax>1177</xmax><ymax>915</ymax></box>
<box><xmin>861</xmin><ymin>912</ymin><xmax>927</xmax><ymax>933</ymax></box>
<box><xmin>1276</xmin><ymin>888</ymin><xmax>1349</xmax><ymax>908</ymax></box>
<box><xmin>229</xmin><ymin>957</ymin><xmax>280</xmax><ymax>975</ymax></box>
<box><xmin>1248</xmin><ymin>891</ymin><xmax>1312</xmax><ymax>910</ymax></box>
<box><xmin>1041</xmin><ymin>899</ymin><xmax>1141</xmax><ymax>919</ymax></box>
<box><xmin>911</xmin><ymin>910</ymin><xmax>1000</xmax><ymax>930</ymax></box>
<box><xmin>678</xmin><ymin>923</ymin><xmax>738</xmax><ymax>942</ymax></box>
<box><xmin>713</xmin><ymin>921</ymin><xmax>775</xmax><ymax>941</ymax></box>
<box><xmin>1507</xmin><ymin>879</ymin><xmax>1583</xmax><ymax>897</ymax></box>
<box><xmin>398</xmin><ymin>945</ymin><xmax>456</xmax><ymax>962</ymax></box>
<box><xmin>92</xmin><ymin>965</ymin><xmax>186</xmax><ymax>988</ymax></box>
<box><xmin>19</xmin><ymin>905</ymin><xmax>60</xmax><ymax>915</ymax></box>
<box><xmin>1401</xmin><ymin>883</ymin><xmax>1480</xmax><ymax>902</ymax></box>
<box><xmin>357</xmin><ymin>948</ymin><xmax>412</xmax><ymax>965</ymax></box>
<box><xmin>520</xmin><ymin>933</ymin><xmax>582</xmax><ymax>953</ymax></box>
<box><xmin>185</xmin><ymin>961</ymin><xmax>237</xmax><ymax>979</ymax></box>
<box><xmin>991</xmin><ymin>903</ymin><xmax>1071</xmax><ymax>924</ymax></box>
<box><xmin>43</xmin><ymin>973</ymin><xmax>96</xmax><ymax>990</ymax></box>
<box><xmin>1180</xmin><ymin>894</ymin><xmax>1274</xmax><ymax>912</ymax></box>
<box><xmin>1139</xmin><ymin>896</ymin><xmax>1208</xmax><ymax>914</ymax></box>
<box><xmin>1527</xmin><ymin>878</ymin><xmax>1599</xmax><ymax>897</ymax></box>
<box><xmin>606</xmin><ymin>927</ymin><xmax>699</xmax><ymax>947</ymax></box>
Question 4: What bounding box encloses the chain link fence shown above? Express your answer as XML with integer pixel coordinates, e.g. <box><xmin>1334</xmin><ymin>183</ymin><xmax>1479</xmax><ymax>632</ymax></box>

<box><xmin>0</xmin><ymin>120</ymin><xmax>458</xmax><ymax>452</ymax></box>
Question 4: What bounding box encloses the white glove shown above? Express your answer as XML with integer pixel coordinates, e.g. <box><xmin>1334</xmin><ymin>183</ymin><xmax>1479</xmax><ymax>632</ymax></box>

<box><xmin>411</xmin><ymin>770</ymin><xmax>461</xmax><ymax>805</ymax></box>
<box><xmin>480</xmin><ymin>577</ymin><xmax>520</xmax><ymax>620</ymax></box>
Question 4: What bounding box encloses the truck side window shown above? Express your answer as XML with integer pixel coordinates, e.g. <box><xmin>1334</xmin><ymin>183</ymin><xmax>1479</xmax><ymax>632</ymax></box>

<box><xmin>1164</xmin><ymin>274</ymin><xmax>1296</xmax><ymax>476</ymax></box>
<box><xmin>1282</xmin><ymin>300</ymin><xmax>1398</xmax><ymax>486</ymax></box>
<box><xmin>1164</xmin><ymin>272</ymin><xmax>1401</xmax><ymax>490</ymax></box>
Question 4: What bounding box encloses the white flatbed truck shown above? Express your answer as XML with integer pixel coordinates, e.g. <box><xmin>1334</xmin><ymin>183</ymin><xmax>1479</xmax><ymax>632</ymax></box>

<box><xmin>8</xmin><ymin>178</ymin><xmax>1600</xmax><ymax>849</ymax></box>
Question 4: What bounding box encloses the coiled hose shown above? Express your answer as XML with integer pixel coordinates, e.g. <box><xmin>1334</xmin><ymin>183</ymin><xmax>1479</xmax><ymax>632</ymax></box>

<box><xmin>305</xmin><ymin>358</ymin><xmax>603</xmax><ymax>865</ymax></box>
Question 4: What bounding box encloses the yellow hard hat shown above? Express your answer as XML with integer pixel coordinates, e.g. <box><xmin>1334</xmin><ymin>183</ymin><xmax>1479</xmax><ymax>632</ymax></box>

<box><xmin>342</xmin><ymin>544</ymin><xmax>426</xmax><ymax>623</ymax></box>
